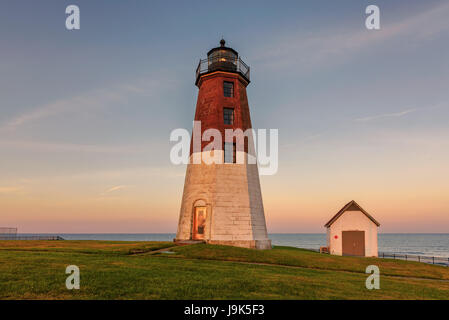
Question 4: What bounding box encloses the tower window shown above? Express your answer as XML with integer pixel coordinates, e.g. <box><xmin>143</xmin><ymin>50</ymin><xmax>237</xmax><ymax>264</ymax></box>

<box><xmin>224</xmin><ymin>142</ymin><xmax>236</xmax><ymax>163</ymax></box>
<box><xmin>223</xmin><ymin>81</ymin><xmax>234</xmax><ymax>97</ymax></box>
<box><xmin>223</xmin><ymin>108</ymin><xmax>234</xmax><ymax>125</ymax></box>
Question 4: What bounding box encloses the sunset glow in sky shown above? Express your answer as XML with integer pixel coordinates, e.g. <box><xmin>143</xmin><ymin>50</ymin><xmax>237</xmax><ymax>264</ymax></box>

<box><xmin>1</xmin><ymin>0</ymin><xmax>448</xmax><ymax>233</ymax></box>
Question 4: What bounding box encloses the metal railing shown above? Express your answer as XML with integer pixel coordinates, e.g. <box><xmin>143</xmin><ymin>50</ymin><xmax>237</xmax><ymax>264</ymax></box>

<box><xmin>0</xmin><ymin>227</ymin><xmax>18</xmax><ymax>235</ymax></box>
<box><xmin>311</xmin><ymin>247</ymin><xmax>449</xmax><ymax>267</ymax></box>
<box><xmin>379</xmin><ymin>252</ymin><xmax>449</xmax><ymax>267</ymax></box>
<box><xmin>196</xmin><ymin>56</ymin><xmax>250</xmax><ymax>83</ymax></box>
<box><xmin>0</xmin><ymin>235</ymin><xmax>64</xmax><ymax>240</ymax></box>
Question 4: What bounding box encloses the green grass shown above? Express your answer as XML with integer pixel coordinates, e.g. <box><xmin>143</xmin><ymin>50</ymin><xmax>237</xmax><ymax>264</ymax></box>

<box><xmin>0</xmin><ymin>241</ymin><xmax>448</xmax><ymax>300</ymax></box>
<box><xmin>171</xmin><ymin>244</ymin><xmax>449</xmax><ymax>281</ymax></box>
<box><xmin>0</xmin><ymin>240</ymin><xmax>174</xmax><ymax>255</ymax></box>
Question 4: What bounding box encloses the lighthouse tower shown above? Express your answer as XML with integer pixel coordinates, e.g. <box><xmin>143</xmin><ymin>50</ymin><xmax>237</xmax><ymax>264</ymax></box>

<box><xmin>175</xmin><ymin>40</ymin><xmax>271</xmax><ymax>250</ymax></box>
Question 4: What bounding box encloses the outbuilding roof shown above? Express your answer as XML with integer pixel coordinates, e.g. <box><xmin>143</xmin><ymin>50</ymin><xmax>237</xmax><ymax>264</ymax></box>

<box><xmin>324</xmin><ymin>200</ymin><xmax>380</xmax><ymax>228</ymax></box>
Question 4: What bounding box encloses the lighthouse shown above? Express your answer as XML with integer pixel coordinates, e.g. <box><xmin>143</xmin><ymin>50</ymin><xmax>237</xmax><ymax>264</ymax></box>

<box><xmin>175</xmin><ymin>40</ymin><xmax>271</xmax><ymax>250</ymax></box>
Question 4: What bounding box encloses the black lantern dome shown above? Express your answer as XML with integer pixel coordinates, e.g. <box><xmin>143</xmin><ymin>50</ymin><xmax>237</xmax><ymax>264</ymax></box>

<box><xmin>207</xmin><ymin>39</ymin><xmax>239</xmax><ymax>59</ymax></box>
<box><xmin>195</xmin><ymin>39</ymin><xmax>250</xmax><ymax>86</ymax></box>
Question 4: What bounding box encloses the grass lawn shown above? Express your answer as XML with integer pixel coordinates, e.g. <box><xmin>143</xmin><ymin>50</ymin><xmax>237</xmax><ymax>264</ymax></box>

<box><xmin>0</xmin><ymin>241</ymin><xmax>448</xmax><ymax>300</ymax></box>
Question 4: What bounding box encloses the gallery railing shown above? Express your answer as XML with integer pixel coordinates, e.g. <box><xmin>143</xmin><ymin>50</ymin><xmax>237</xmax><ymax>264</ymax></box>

<box><xmin>196</xmin><ymin>56</ymin><xmax>250</xmax><ymax>83</ymax></box>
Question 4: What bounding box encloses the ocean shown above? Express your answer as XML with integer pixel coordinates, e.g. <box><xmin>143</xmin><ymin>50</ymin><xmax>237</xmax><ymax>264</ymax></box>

<box><xmin>16</xmin><ymin>233</ymin><xmax>449</xmax><ymax>258</ymax></box>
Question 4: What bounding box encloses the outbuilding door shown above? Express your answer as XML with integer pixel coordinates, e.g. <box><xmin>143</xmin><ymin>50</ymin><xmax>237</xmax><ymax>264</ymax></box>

<box><xmin>342</xmin><ymin>231</ymin><xmax>365</xmax><ymax>256</ymax></box>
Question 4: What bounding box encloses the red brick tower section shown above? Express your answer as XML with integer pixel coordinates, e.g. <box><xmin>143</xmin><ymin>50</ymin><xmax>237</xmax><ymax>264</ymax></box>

<box><xmin>175</xmin><ymin>40</ymin><xmax>271</xmax><ymax>250</ymax></box>
<box><xmin>190</xmin><ymin>71</ymin><xmax>252</xmax><ymax>155</ymax></box>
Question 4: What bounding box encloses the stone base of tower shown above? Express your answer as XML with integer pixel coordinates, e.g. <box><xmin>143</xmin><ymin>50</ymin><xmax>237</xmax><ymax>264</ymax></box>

<box><xmin>176</xmin><ymin>152</ymin><xmax>271</xmax><ymax>250</ymax></box>
<box><xmin>207</xmin><ymin>239</ymin><xmax>272</xmax><ymax>250</ymax></box>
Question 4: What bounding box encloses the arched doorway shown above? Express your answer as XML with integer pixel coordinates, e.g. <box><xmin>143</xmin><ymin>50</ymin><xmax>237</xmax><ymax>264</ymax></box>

<box><xmin>192</xmin><ymin>206</ymin><xmax>207</xmax><ymax>240</ymax></box>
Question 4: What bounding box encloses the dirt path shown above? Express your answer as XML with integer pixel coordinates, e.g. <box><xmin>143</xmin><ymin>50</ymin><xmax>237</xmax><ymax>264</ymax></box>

<box><xmin>130</xmin><ymin>242</ymin><xmax>199</xmax><ymax>256</ymax></box>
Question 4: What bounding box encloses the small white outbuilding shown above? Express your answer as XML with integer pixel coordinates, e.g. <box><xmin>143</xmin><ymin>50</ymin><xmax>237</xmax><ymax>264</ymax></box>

<box><xmin>324</xmin><ymin>200</ymin><xmax>380</xmax><ymax>257</ymax></box>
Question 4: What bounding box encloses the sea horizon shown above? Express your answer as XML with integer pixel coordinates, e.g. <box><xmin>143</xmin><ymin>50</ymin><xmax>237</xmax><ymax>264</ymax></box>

<box><xmin>13</xmin><ymin>232</ymin><xmax>449</xmax><ymax>234</ymax></box>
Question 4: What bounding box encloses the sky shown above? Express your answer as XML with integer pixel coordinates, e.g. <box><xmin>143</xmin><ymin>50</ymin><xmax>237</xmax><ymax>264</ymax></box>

<box><xmin>0</xmin><ymin>0</ymin><xmax>448</xmax><ymax>233</ymax></box>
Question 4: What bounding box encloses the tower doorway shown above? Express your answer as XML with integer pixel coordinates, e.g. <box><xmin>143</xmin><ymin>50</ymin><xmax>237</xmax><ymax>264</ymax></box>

<box><xmin>193</xmin><ymin>207</ymin><xmax>207</xmax><ymax>240</ymax></box>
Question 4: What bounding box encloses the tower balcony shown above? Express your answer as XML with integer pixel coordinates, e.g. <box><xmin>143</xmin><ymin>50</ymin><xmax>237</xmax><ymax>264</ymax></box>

<box><xmin>195</xmin><ymin>55</ymin><xmax>250</xmax><ymax>85</ymax></box>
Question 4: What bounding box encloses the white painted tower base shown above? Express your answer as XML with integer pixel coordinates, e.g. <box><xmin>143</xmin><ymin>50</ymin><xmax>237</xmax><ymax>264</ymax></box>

<box><xmin>175</xmin><ymin>152</ymin><xmax>271</xmax><ymax>250</ymax></box>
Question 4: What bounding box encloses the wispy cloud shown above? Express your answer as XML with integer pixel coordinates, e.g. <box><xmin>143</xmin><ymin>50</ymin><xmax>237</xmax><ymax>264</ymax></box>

<box><xmin>0</xmin><ymin>186</ymin><xmax>23</xmax><ymax>194</ymax></box>
<box><xmin>0</xmin><ymin>77</ymin><xmax>173</xmax><ymax>131</ymax></box>
<box><xmin>3</xmin><ymin>89</ymin><xmax>121</xmax><ymax>130</ymax></box>
<box><xmin>0</xmin><ymin>139</ymin><xmax>155</xmax><ymax>154</ymax></box>
<box><xmin>280</xmin><ymin>133</ymin><xmax>323</xmax><ymax>149</ymax></box>
<box><xmin>251</xmin><ymin>2</ymin><xmax>449</xmax><ymax>70</ymax></box>
<box><xmin>369</xmin><ymin>128</ymin><xmax>449</xmax><ymax>149</ymax></box>
<box><xmin>353</xmin><ymin>102</ymin><xmax>447</xmax><ymax>122</ymax></box>
<box><xmin>104</xmin><ymin>185</ymin><xmax>131</xmax><ymax>193</ymax></box>
<box><xmin>99</xmin><ymin>185</ymin><xmax>134</xmax><ymax>197</ymax></box>
<box><xmin>354</xmin><ymin>108</ymin><xmax>416</xmax><ymax>122</ymax></box>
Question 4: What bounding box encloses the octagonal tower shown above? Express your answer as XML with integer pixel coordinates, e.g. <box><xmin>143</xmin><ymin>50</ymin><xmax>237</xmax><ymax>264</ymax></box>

<box><xmin>175</xmin><ymin>40</ymin><xmax>271</xmax><ymax>249</ymax></box>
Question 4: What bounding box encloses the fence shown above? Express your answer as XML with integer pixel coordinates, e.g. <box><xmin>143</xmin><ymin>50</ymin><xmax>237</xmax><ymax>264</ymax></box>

<box><xmin>0</xmin><ymin>227</ymin><xmax>18</xmax><ymax>235</ymax></box>
<box><xmin>0</xmin><ymin>235</ymin><xmax>64</xmax><ymax>240</ymax></box>
<box><xmin>308</xmin><ymin>247</ymin><xmax>449</xmax><ymax>267</ymax></box>
<box><xmin>379</xmin><ymin>252</ymin><xmax>449</xmax><ymax>267</ymax></box>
